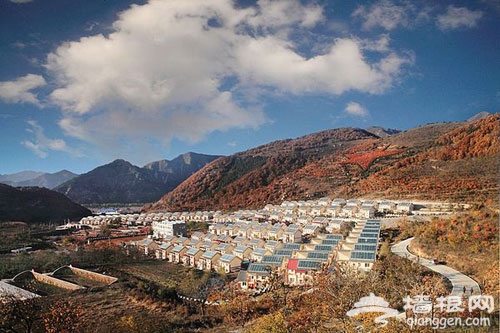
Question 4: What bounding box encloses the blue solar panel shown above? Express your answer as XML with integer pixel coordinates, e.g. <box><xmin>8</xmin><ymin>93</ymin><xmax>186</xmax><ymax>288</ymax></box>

<box><xmin>357</xmin><ymin>238</ymin><xmax>378</xmax><ymax>244</ymax></box>
<box><xmin>297</xmin><ymin>260</ymin><xmax>322</xmax><ymax>270</ymax></box>
<box><xmin>350</xmin><ymin>251</ymin><xmax>376</xmax><ymax>261</ymax></box>
<box><xmin>325</xmin><ymin>234</ymin><xmax>343</xmax><ymax>240</ymax></box>
<box><xmin>360</xmin><ymin>232</ymin><xmax>379</xmax><ymax>238</ymax></box>
<box><xmin>354</xmin><ymin>244</ymin><xmax>377</xmax><ymax>252</ymax></box>
<box><xmin>314</xmin><ymin>245</ymin><xmax>334</xmax><ymax>252</ymax></box>
<box><xmin>283</xmin><ymin>243</ymin><xmax>301</xmax><ymax>250</ymax></box>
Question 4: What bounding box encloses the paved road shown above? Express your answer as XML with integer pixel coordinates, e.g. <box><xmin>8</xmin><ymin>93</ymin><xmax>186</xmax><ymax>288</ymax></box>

<box><xmin>391</xmin><ymin>237</ymin><xmax>480</xmax><ymax>296</ymax></box>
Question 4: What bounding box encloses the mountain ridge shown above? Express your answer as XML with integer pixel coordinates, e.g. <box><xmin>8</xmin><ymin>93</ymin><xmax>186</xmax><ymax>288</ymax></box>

<box><xmin>0</xmin><ymin>170</ymin><xmax>78</xmax><ymax>189</ymax></box>
<box><xmin>54</xmin><ymin>152</ymin><xmax>221</xmax><ymax>204</ymax></box>
<box><xmin>149</xmin><ymin>114</ymin><xmax>499</xmax><ymax>212</ymax></box>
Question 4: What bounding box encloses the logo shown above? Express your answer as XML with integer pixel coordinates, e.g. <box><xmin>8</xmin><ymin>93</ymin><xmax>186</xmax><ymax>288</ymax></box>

<box><xmin>346</xmin><ymin>293</ymin><xmax>399</xmax><ymax>327</ymax></box>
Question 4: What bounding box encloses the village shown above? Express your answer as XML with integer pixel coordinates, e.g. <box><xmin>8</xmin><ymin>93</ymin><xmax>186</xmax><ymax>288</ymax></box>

<box><xmin>74</xmin><ymin>198</ymin><xmax>463</xmax><ymax>291</ymax></box>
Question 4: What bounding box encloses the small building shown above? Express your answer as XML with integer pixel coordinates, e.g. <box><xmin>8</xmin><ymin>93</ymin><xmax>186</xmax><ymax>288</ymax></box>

<box><xmin>169</xmin><ymin>245</ymin><xmax>187</xmax><ymax>263</ymax></box>
<box><xmin>137</xmin><ymin>239</ymin><xmax>159</xmax><ymax>256</ymax></box>
<box><xmin>312</xmin><ymin>217</ymin><xmax>328</xmax><ymax>227</ymax></box>
<box><xmin>397</xmin><ymin>202</ymin><xmax>414</xmax><ymax>214</ymax></box>
<box><xmin>184</xmin><ymin>247</ymin><xmax>204</xmax><ymax>267</ymax></box>
<box><xmin>245</xmin><ymin>263</ymin><xmax>271</xmax><ymax>289</ymax></box>
<box><xmin>156</xmin><ymin>242</ymin><xmax>174</xmax><ymax>260</ymax></box>
<box><xmin>233</xmin><ymin>245</ymin><xmax>253</xmax><ymax>260</ymax></box>
<box><xmin>264</xmin><ymin>240</ymin><xmax>282</xmax><ymax>252</ymax></box>
<box><xmin>215</xmin><ymin>242</ymin><xmax>235</xmax><ymax>254</ymax></box>
<box><xmin>191</xmin><ymin>231</ymin><xmax>204</xmax><ymax>240</ymax></box>
<box><xmin>282</xmin><ymin>226</ymin><xmax>302</xmax><ymax>243</ymax></box>
<box><xmin>261</xmin><ymin>255</ymin><xmax>287</xmax><ymax>272</ymax></box>
<box><xmin>217</xmin><ymin>254</ymin><xmax>242</xmax><ymax>273</ymax></box>
<box><xmin>286</xmin><ymin>259</ymin><xmax>322</xmax><ymax>286</ymax></box>
<box><xmin>302</xmin><ymin>224</ymin><xmax>320</xmax><ymax>236</ymax></box>
<box><xmin>379</xmin><ymin>201</ymin><xmax>396</xmax><ymax>212</ymax></box>
<box><xmin>359</xmin><ymin>206</ymin><xmax>375</xmax><ymax>219</ymax></box>
<box><xmin>197</xmin><ymin>250</ymin><xmax>221</xmax><ymax>271</ymax></box>
<box><xmin>249</xmin><ymin>247</ymin><xmax>272</xmax><ymax>262</ymax></box>
<box><xmin>247</xmin><ymin>238</ymin><xmax>266</xmax><ymax>249</ymax></box>
<box><xmin>268</xmin><ymin>224</ymin><xmax>285</xmax><ymax>240</ymax></box>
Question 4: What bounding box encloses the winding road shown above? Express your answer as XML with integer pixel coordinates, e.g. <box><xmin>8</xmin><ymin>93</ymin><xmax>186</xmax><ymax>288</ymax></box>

<box><xmin>391</xmin><ymin>237</ymin><xmax>480</xmax><ymax>296</ymax></box>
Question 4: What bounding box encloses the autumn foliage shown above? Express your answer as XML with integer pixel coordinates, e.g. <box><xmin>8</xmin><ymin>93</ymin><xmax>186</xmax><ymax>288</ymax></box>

<box><xmin>149</xmin><ymin>114</ymin><xmax>499</xmax><ymax>212</ymax></box>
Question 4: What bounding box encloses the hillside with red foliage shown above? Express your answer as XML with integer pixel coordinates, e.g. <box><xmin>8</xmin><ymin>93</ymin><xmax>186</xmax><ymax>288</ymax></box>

<box><xmin>345</xmin><ymin>114</ymin><xmax>499</xmax><ymax>201</ymax></box>
<box><xmin>148</xmin><ymin>114</ymin><xmax>499</xmax><ymax>212</ymax></box>
<box><xmin>340</xmin><ymin>148</ymin><xmax>403</xmax><ymax>170</ymax></box>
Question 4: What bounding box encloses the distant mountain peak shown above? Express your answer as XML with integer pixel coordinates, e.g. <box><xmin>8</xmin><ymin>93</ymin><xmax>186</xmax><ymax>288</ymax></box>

<box><xmin>365</xmin><ymin>126</ymin><xmax>401</xmax><ymax>138</ymax></box>
<box><xmin>467</xmin><ymin>111</ymin><xmax>490</xmax><ymax>122</ymax></box>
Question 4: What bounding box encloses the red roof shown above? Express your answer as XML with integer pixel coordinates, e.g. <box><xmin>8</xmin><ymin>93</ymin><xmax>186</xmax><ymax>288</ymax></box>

<box><xmin>287</xmin><ymin>259</ymin><xmax>299</xmax><ymax>270</ymax></box>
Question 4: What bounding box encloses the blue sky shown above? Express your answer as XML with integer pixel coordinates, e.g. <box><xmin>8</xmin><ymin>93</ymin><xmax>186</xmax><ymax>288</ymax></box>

<box><xmin>0</xmin><ymin>0</ymin><xmax>498</xmax><ymax>175</ymax></box>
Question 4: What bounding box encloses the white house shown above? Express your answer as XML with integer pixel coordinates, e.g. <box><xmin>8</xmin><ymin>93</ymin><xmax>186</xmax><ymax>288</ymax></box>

<box><xmin>152</xmin><ymin>220</ymin><xmax>187</xmax><ymax>238</ymax></box>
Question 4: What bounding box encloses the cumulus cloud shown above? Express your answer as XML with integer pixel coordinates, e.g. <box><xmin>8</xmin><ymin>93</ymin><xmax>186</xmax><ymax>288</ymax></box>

<box><xmin>22</xmin><ymin>120</ymin><xmax>79</xmax><ymax>158</ymax></box>
<box><xmin>0</xmin><ymin>74</ymin><xmax>46</xmax><ymax>105</ymax></box>
<box><xmin>344</xmin><ymin>102</ymin><xmax>369</xmax><ymax>117</ymax></box>
<box><xmin>437</xmin><ymin>6</ymin><xmax>483</xmax><ymax>31</ymax></box>
<box><xmin>39</xmin><ymin>0</ymin><xmax>412</xmax><ymax>159</ymax></box>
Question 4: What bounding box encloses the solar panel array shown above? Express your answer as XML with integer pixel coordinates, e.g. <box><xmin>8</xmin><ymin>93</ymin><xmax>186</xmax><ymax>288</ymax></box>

<box><xmin>314</xmin><ymin>245</ymin><xmax>334</xmax><ymax>252</ymax></box>
<box><xmin>252</xmin><ymin>248</ymin><xmax>268</xmax><ymax>256</ymax></box>
<box><xmin>306</xmin><ymin>252</ymin><xmax>329</xmax><ymax>260</ymax></box>
<box><xmin>357</xmin><ymin>238</ymin><xmax>378</xmax><ymax>244</ymax></box>
<box><xmin>360</xmin><ymin>232</ymin><xmax>379</xmax><ymax>238</ymax></box>
<box><xmin>354</xmin><ymin>244</ymin><xmax>377</xmax><ymax>252</ymax></box>
<box><xmin>283</xmin><ymin>243</ymin><xmax>301</xmax><ymax>250</ymax></box>
<box><xmin>262</xmin><ymin>255</ymin><xmax>284</xmax><ymax>265</ymax></box>
<box><xmin>321</xmin><ymin>239</ymin><xmax>339</xmax><ymax>245</ymax></box>
<box><xmin>248</xmin><ymin>263</ymin><xmax>271</xmax><ymax>274</ymax></box>
<box><xmin>297</xmin><ymin>260</ymin><xmax>322</xmax><ymax>270</ymax></box>
<box><xmin>202</xmin><ymin>250</ymin><xmax>218</xmax><ymax>259</ymax></box>
<box><xmin>172</xmin><ymin>245</ymin><xmax>185</xmax><ymax>252</ymax></box>
<box><xmin>325</xmin><ymin>234</ymin><xmax>343</xmax><ymax>240</ymax></box>
<box><xmin>350</xmin><ymin>251</ymin><xmax>376</xmax><ymax>261</ymax></box>
<box><xmin>186</xmin><ymin>247</ymin><xmax>200</xmax><ymax>256</ymax></box>
<box><xmin>220</xmin><ymin>253</ymin><xmax>236</xmax><ymax>262</ymax></box>
<box><xmin>273</xmin><ymin>249</ymin><xmax>294</xmax><ymax>257</ymax></box>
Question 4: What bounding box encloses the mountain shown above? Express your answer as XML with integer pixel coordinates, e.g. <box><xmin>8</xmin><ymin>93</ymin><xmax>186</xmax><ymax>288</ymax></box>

<box><xmin>15</xmin><ymin>170</ymin><xmax>78</xmax><ymax>189</ymax></box>
<box><xmin>143</xmin><ymin>152</ymin><xmax>221</xmax><ymax>183</ymax></box>
<box><xmin>0</xmin><ymin>183</ymin><xmax>91</xmax><ymax>223</ymax></box>
<box><xmin>55</xmin><ymin>153</ymin><xmax>220</xmax><ymax>204</ymax></box>
<box><xmin>0</xmin><ymin>171</ymin><xmax>45</xmax><ymax>185</ymax></box>
<box><xmin>365</xmin><ymin>126</ymin><xmax>401</xmax><ymax>138</ymax></box>
<box><xmin>149</xmin><ymin>128</ymin><xmax>379</xmax><ymax>211</ymax></box>
<box><xmin>344</xmin><ymin>114</ymin><xmax>499</xmax><ymax>201</ymax></box>
<box><xmin>0</xmin><ymin>170</ymin><xmax>78</xmax><ymax>189</ymax></box>
<box><xmin>149</xmin><ymin>114</ymin><xmax>499</xmax><ymax>212</ymax></box>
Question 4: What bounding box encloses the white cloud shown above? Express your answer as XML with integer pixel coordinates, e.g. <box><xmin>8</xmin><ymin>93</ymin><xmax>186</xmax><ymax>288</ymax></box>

<box><xmin>38</xmin><ymin>0</ymin><xmax>412</xmax><ymax>159</ymax></box>
<box><xmin>344</xmin><ymin>102</ymin><xmax>369</xmax><ymax>117</ymax></box>
<box><xmin>0</xmin><ymin>74</ymin><xmax>46</xmax><ymax>105</ymax></box>
<box><xmin>437</xmin><ymin>6</ymin><xmax>483</xmax><ymax>31</ymax></box>
<box><xmin>22</xmin><ymin>120</ymin><xmax>79</xmax><ymax>158</ymax></box>
<box><xmin>10</xmin><ymin>0</ymin><xmax>33</xmax><ymax>3</ymax></box>
<box><xmin>352</xmin><ymin>0</ymin><xmax>413</xmax><ymax>31</ymax></box>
